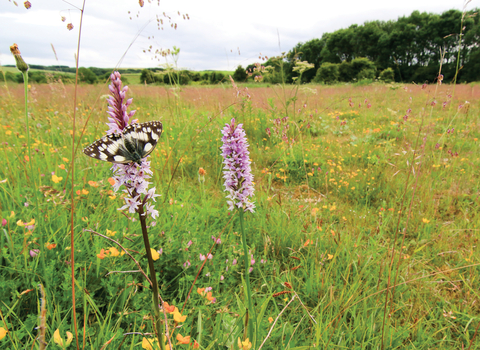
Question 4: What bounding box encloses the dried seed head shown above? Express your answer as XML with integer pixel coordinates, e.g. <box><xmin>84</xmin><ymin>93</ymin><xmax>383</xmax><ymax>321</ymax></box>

<box><xmin>10</xmin><ymin>43</ymin><xmax>29</xmax><ymax>73</ymax></box>
<box><xmin>273</xmin><ymin>291</ymin><xmax>292</xmax><ymax>297</ymax></box>
<box><xmin>24</xmin><ymin>1</ymin><xmax>31</xmax><ymax>9</ymax></box>
<box><xmin>284</xmin><ymin>282</ymin><xmax>293</xmax><ymax>289</ymax></box>
<box><xmin>67</xmin><ymin>23</ymin><xmax>74</xmax><ymax>31</ymax></box>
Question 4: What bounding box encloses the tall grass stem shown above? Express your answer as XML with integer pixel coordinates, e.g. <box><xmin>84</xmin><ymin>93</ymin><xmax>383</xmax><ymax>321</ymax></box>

<box><xmin>239</xmin><ymin>210</ymin><xmax>255</xmax><ymax>344</ymax></box>
<box><xmin>70</xmin><ymin>2</ymin><xmax>86</xmax><ymax>348</ymax></box>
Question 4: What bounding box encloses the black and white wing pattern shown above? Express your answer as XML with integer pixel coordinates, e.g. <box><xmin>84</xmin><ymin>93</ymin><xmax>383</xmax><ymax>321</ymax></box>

<box><xmin>83</xmin><ymin>121</ymin><xmax>163</xmax><ymax>165</ymax></box>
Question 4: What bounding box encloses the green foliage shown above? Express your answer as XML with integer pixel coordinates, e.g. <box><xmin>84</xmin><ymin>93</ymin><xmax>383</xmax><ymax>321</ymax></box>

<box><xmin>351</xmin><ymin>57</ymin><xmax>377</xmax><ymax>80</ymax></box>
<box><xmin>339</xmin><ymin>60</ymin><xmax>354</xmax><ymax>82</ymax></box>
<box><xmin>190</xmin><ymin>71</ymin><xmax>201</xmax><ymax>82</ymax></box>
<box><xmin>232</xmin><ymin>65</ymin><xmax>247</xmax><ymax>82</ymax></box>
<box><xmin>209</xmin><ymin>71</ymin><xmax>225</xmax><ymax>84</ymax></box>
<box><xmin>0</xmin><ymin>71</ymin><xmax>17</xmax><ymax>82</ymax></box>
<box><xmin>379</xmin><ymin>67</ymin><xmax>395</xmax><ymax>82</ymax></box>
<box><xmin>314</xmin><ymin>62</ymin><xmax>339</xmax><ymax>84</ymax></box>
<box><xmin>140</xmin><ymin>69</ymin><xmax>155</xmax><ymax>84</ymax></box>
<box><xmin>287</xmin><ymin>8</ymin><xmax>480</xmax><ymax>83</ymax></box>
<box><xmin>78</xmin><ymin>67</ymin><xmax>98</xmax><ymax>84</ymax></box>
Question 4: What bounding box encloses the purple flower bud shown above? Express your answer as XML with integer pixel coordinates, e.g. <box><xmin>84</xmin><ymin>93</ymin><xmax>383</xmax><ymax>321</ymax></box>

<box><xmin>183</xmin><ymin>260</ymin><xmax>191</xmax><ymax>268</ymax></box>
<box><xmin>220</xmin><ymin>275</ymin><xmax>224</xmax><ymax>281</ymax></box>
<box><xmin>200</xmin><ymin>254</ymin><xmax>206</xmax><ymax>261</ymax></box>
<box><xmin>207</xmin><ymin>253</ymin><xmax>213</xmax><ymax>260</ymax></box>
<box><xmin>220</xmin><ymin>119</ymin><xmax>255</xmax><ymax>213</ymax></box>
<box><xmin>30</xmin><ymin>249</ymin><xmax>40</xmax><ymax>257</ymax></box>
<box><xmin>249</xmin><ymin>267</ymin><xmax>253</xmax><ymax>273</ymax></box>
<box><xmin>187</xmin><ymin>240</ymin><xmax>193</xmax><ymax>247</ymax></box>
<box><xmin>232</xmin><ymin>259</ymin><xmax>237</xmax><ymax>265</ymax></box>
<box><xmin>1</xmin><ymin>218</ymin><xmax>6</xmax><ymax>227</ymax></box>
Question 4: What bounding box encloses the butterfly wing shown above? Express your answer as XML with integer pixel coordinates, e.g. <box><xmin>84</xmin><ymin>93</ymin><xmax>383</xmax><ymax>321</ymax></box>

<box><xmin>124</xmin><ymin>121</ymin><xmax>163</xmax><ymax>159</ymax></box>
<box><xmin>83</xmin><ymin>132</ymin><xmax>132</xmax><ymax>164</ymax></box>
<box><xmin>83</xmin><ymin>121</ymin><xmax>163</xmax><ymax>164</ymax></box>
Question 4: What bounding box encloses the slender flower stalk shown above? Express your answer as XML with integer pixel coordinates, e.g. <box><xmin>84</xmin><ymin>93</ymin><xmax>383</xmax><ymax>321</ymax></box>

<box><xmin>221</xmin><ymin>118</ymin><xmax>256</xmax><ymax>343</ymax></box>
<box><xmin>105</xmin><ymin>71</ymin><xmax>164</xmax><ymax>349</ymax></box>
<box><xmin>11</xmin><ymin>43</ymin><xmax>53</xmax><ymax>349</ymax></box>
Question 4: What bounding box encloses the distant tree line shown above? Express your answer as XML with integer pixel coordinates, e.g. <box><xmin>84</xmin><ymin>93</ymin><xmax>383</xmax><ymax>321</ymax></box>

<box><xmin>139</xmin><ymin>68</ymin><xmax>227</xmax><ymax>85</ymax></box>
<box><xmin>262</xmin><ymin>8</ymin><xmax>480</xmax><ymax>84</ymax></box>
<box><xmin>0</xmin><ymin>66</ymin><xmax>140</xmax><ymax>84</ymax></box>
<box><xmin>1</xmin><ymin>64</ymin><xmax>230</xmax><ymax>86</ymax></box>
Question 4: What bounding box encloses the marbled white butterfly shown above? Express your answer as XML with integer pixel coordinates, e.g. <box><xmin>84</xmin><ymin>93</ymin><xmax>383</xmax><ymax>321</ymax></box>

<box><xmin>83</xmin><ymin>121</ymin><xmax>163</xmax><ymax>165</ymax></box>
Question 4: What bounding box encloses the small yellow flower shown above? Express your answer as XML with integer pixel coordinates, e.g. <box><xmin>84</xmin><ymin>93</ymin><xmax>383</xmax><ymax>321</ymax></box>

<box><xmin>17</xmin><ymin>218</ymin><xmax>35</xmax><ymax>227</ymax></box>
<box><xmin>237</xmin><ymin>337</ymin><xmax>252</xmax><ymax>350</ymax></box>
<box><xmin>53</xmin><ymin>329</ymin><xmax>73</xmax><ymax>347</ymax></box>
<box><xmin>422</xmin><ymin>218</ymin><xmax>430</xmax><ymax>224</ymax></box>
<box><xmin>0</xmin><ymin>327</ymin><xmax>7</xmax><ymax>340</ymax></box>
<box><xmin>107</xmin><ymin>247</ymin><xmax>120</xmax><ymax>257</ymax></box>
<box><xmin>327</xmin><ymin>254</ymin><xmax>334</xmax><ymax>260</ymax></box>
<box><xmin>88</xmin><ymin>180</ymin><xmax>99</xmax><ymax>188</ymax></box>
<box><xmin>176</xmin><ymin>333</ymin><xmax>191</xmax><ymax>344</ymax></box>
<box><xmin>173</xmin><ymin>307</ymin><xmax>187</xmax><ymax>322</ymax></box>
<box><xmin>268</xmin><ymin>317</ymin><xmax>273</xmax><ymax>323</ymax></box>
<box><xmin>150</xmin><ymin>248</ymin><xmax>160</xmax><ymax>261</ymax></box>
<box><xmin>106</xmin><ymin>229</ymin><xmax>116</xmax><ymax>237</ymax></box>
<box><xmin>97</xmin><ymin>249</ymin><xmax>107</xmax><ymax>260</ymax></box>
<box><xmin>63</xmin><ymin>157</ymin><xmax>69</xmax><ymax>162</ymax></box>
<box><xmin>142</xmin><ymin>337</ymin><xmax>159</xmax><ymax>350</ymax></box>
<box><xmin>52</xmin><ymin>174</ymin><xmax>63</xmax><ymax>183</ymax></box>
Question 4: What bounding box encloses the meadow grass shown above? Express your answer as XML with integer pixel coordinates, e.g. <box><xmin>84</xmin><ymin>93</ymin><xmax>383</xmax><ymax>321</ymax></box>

<box><xmin>1</xmin><ymin>81</ymin><xmax>479</xmax><ymax>349</ymax></box>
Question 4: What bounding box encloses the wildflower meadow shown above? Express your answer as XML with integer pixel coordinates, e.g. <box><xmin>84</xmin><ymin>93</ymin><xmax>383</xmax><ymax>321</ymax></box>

<box><xmin>1</xmin><ymin>5</ymin><xmax>480</xmax><ymax>350</ymax></box>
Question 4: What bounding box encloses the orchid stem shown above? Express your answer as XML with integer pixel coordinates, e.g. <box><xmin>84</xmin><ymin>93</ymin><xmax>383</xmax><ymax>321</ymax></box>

<box><xmin>138</xmin><ymin>205</ymin><xmax>165</xmax><ymax>350</ymax></box>
<box><xmin>239</xmin><ymin>210</ymin><xmax>255</xmax><ymax>344</ymax></box>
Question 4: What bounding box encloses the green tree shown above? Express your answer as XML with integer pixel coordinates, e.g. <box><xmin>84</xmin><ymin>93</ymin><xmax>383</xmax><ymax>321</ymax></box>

<box><xmin>339</xmin><ymin>61</ymin><xmax>354</xmax><ymax>82</ymax></box>
<box><xmin>379</xmin><ymin>68</ymin><xmax>395</xmax><ymax>82</ymax></box>
<box><xmin>78</xmin><ymin>67</ymin><xmax>98</xmax><ymax>84</ymax></box>
<box><xmin>351</xmin><ymin>57</ymin><xmax>376</xmax><ymax>80</ymax></box>
<box><xmin>140</xmin><ymin>69</ymin><xmax>155</xmax><ymax>84</ymax></box>
<box><xmin>314</xmin><ymin>62</ymin><xmax>339</xmax><ymax>84</ymax></box>
<box><xmin>233</xmin><ymin>65</ymin><xmax>247</xmax><ymax>82</ymax></box>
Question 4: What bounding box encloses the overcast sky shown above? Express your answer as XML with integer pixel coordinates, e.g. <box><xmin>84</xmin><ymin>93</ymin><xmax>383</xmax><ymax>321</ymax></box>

<box><xmin>0</xmin><ymin>0</ymin><xmax>475</xmax><ymax>71</ymax></box>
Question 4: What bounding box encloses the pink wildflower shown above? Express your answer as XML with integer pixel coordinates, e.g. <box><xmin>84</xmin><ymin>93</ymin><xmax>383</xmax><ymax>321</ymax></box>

<box><xmin>220</xmin><ymin>118</ymin><xmax>255</xmax><ymax>213</ymax></box>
